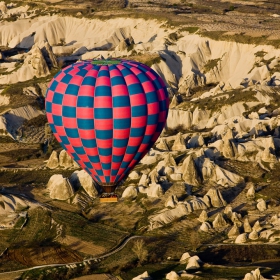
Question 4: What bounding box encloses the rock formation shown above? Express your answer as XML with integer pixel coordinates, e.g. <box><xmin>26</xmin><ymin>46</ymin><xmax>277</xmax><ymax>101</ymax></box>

<box><xmin>46</xmin><ymin>151</ymin><xmax>59</xmax><ymax>169</ymax></box>
<box><xmin>243</xmin><ymin>218</ymin><xmax>252</xmax><ymax>233</ymax></box>
<box><xmin>246</xmin><ymin>183</ymin><xmax>256</xmax><ymax>199</ymax></box>
<box><xmin>235</xmin><ymin>233</ymin><xmax>248</xmax><ymax>244</ymax></box>
<box><xmin>204</xmin><ymin>188</ymin><xmax>227</xmax><ymax>208</ymax></box>
<box><xmin>200</xmin><ymin>222</ymin><xmax>212</xmax><ymax>232</ymax></box>
<box><xmin>182</xmin><ymin>155</ymin><xmax>200</xmax><ymax>186</ymax></box>
<box><xmin>198</xmin><ymin>210</ymin><xmax>208</xmax><ymax>222</ymax></box>
<box><xmin>132</xmin><ymin>271</ymin><xmax>152</xmax><ymax>280</ymax></box>
<box><xmin>243</xmin><ymin>268</ymin><xmax>266</xmax><ymax>280</ymax></box>
<box><xmin>166</xmin><ymin>271</ymin><xmax>180</xmax><ymax>280</ymax></box>
<box><xmin>257</xmin><ymin>199</ymin><xmax>267</xmax><ymax>212</ymax></box>
<box><xmin>165</xmin><ymin>195</ymin><xmax>178</xmax><ymax>208</ymax></box>
<box><xmin>180</xmin><ymin>252</ymin><xmax>191</xmax><ymax>263</ymax></box>
<box><xmin>59</xmin><ymin>150</ymin><xmax>74</xmax><ymax>169</ymax></box>
<box><xmin>69</xmin><ymin>170</ymin><xmax>98</xmax><ymax>198</ymax></box>
<box><xmin>171</xmin><ymin>132</ymin><xmax>186</xmax><ymax>151</ymax></box>
<box><xmin>213</xmin><ymin>213</ymin><xmax>227</xmax><ymax>228</ymax></box>
<box><xmin>228</xmin><ymin>224</ymin><xmax>240</xmax><ymax>238</ymax></box>
<box><xmin>47</xmin><ymin>174</ymin><xmax>75</xmax><ymax>200</ymax></box>
<box><xmin>122</xmin><ymin>185</ymin><xmax>138</xmax><ymax>199</ymax></box>
<box><xmin>186</xmin><ymin>256</ymin><xmax>201</xmax><ymax>270</ymax></box>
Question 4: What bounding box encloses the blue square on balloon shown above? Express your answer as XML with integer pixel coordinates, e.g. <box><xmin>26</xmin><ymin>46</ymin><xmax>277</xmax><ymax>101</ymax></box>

<box><xmin>146</xmin><ymin>92</ymin><xmax>158</xmax><ymax>104</ymax></box>
<box><xmin>96</xmin><ymin>169</ymin><xmax>103</xmax><ymax>176</ymax></box>
<box><xmin>126</xmin><ymin>146</ymin><xmax>138</xmax><ymax>154</ymax></box>
<box><xmin>99</xmin><ymin>147</ymin><xmax>111</xmax><ymax>156</ymax></box>
<box><xmin>53</xmin><ymin>93</ymin><xmax>63</xmax><ymax>104</ymax></box>
<box><xmin>61</xmin><ymin>74</ymin><xmax>73</xmax><ymax>84</ymax></box>
<box><xmin>78</xmin><ymin>119</ymin><xmax>94</xmax><ymax>129</ymax></box>
<box><xmin>53</xmin><ymin>115</ymin><xmax>63</xmax><ymax>126</ymax></box>
<box><xmin>120</xmin><ymin>161</ymin><xmax>129</xmax><ymax>169</ymax></box>
<box><xmin>112</xmin><ymin>155</ymin><xmax>123</xmax><ymax>163</ymax></box>
<box><xmin>132</xmin><ymin>105</ymin><xmax>147</xmax><ymax>117</ymax></box>
<box><xmin>88</xmin><ymin>155</ymin><xmax>99</xmax><ymax>163</ymax></box>
<box><xmin>111</xmin><ymin>169</ymin><xmax>118</xmax><ymax>176</ymax></box>
<box><xmin>84</xmin><ymin>161</ymin><xmax>93</xmax><ymax>169</ymax></box>
<box><xmin>131</xmin><ymin>127</ymin><xmax>145</xmax><ymax>137</ymax></box>
<box><xmin>128</xmin><ymin>84</ymin><xmax>142</xmax><ymax>95</ymax></box>
<box><xmin>62</xmin><ymin>106</ymin><xmax>76</xmax><ymax>118</ymax></box>
<box><xmin>45</xmin><ymin>101</ymin><xmax>52</xmax><ymax>113</ymax></box>
<box><xmin>147</xmin><ymin>114</ymin><xmax>158</xmax><ymax>125</ymax></box>
<box><xmin>113</xmin><ymin>96</ymin><xmax>130</xmax><ymax>107</ymax></box>
<box><xmin>102</xmin><ymin>163</ymin><xmax>111</xmax><ymax>170</ymax></box>
<box><xmin>60</xmin><ymin>136</ymin><xmax>70</xmax><ymax>145</ymax></box>
<box><xmin>49</xmin><ymin>80</ymin><xmax>58</xmax><ymax>91</ymax></box>
<box><xmin>77</xmin><ymin>96</ymin><xmax>94</xmax><ymax>107</ymax></box>
<box><xmin>113</xmin><ymin>139</ymin><xmax>127</xmax><ymax>148</ymax></box>
<box><xmin>95</xmin><ymin>108</ymin><xmax>112</xmax><ymax>119</ymax></box>
<box><xmin>111</xmin><ymin>76</ymin><xmax>125</xmax><ymax>86</ymax></box>
<box><xmin>66</xmin><ymin>84</ymin><xmax>79</xmax><ymax>95</ymax></box>
<box><xmin>81</xmin><ymin>139</ymin><xmax>95</xmax><ymax>148</ymax></box>
<box><xmin>114</xmin><ymin>118</ymin><xmax>130</xmax><ymax>129</ymax></box>
<box><xmin>73</xmin><ymin>146</ymin><xmax>85</xmax><ymax>155</ymax></box>
<box><xmin>71</xmin><ymin>153</ymin><xmax>80</xmax><ymax>161</ymax></box>
<box><xmin>96</xmin><ymin>129</ymin><xmax>113</xmax><ymax>140</ymax></box>
<box><xmin>82</xmin><ymin>76</ymin><xmax>96</xmax><ymax>86</ymax></box>
<box><xmin>95</xmin><ymin>86</ymin><xmax>111</xmax><ymax>97</ymax></box>
<box><xmin>65</xmin><ymin>128</ymin><xmax>79</xmax><ymax>138</ymax></box>
<box><xmin>77</xmin><ymin>69</ymin><xmax>88</xmax><ymax>77</ymax></box>
<box><xmin>142</xmin><ymin>135</ymin><xmax>152</xmax><ymax>144</ymax></box>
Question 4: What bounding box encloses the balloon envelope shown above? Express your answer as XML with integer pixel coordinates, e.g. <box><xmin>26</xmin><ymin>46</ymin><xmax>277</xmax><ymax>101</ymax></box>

<box><xmin>45</xmin><ymin>59</ymin><xmax>169</xmax><ymax>192</ymax></box>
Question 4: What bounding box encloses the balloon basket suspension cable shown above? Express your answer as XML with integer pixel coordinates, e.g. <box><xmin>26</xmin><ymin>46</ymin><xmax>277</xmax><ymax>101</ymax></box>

<box><xmin>98</xmin><ymin>183</ymin><xmax>118</xmax><ymax>203</ymax></box>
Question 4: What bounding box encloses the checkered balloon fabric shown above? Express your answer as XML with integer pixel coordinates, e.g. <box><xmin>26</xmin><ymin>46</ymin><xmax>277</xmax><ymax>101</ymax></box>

<box><xmin>45</xmin><ymin>59</ymin><xmax>169</xmax><ymax>187</ymax></box>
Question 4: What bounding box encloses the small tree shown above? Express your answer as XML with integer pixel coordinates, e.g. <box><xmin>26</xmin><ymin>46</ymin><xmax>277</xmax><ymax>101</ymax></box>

<box><xmin>132</xmin><ymin>239</ymin><xmax>148</xmax><ymax>265</ymax></box>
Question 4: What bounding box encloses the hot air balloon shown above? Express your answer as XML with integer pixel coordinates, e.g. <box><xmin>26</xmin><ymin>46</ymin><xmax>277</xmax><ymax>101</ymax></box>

<box><xmin>45</xmin><ymin>59</ymin><xmax>169</xmax><ymax>196</ymax></box>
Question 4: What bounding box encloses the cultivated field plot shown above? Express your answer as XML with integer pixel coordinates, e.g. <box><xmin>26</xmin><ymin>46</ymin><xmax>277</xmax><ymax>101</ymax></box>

<box><xmin>7</xmin><ymin>246</ymin><xmax>82</xmax><ymax>266</ymax></box>
<box><xmin>52</xmin><ymin>210</ymin><xmax>128</xmax><ymax>252</ymax></box>
<box><xmin>59</xmin><ymin>235</ymin><xmax>107</xmax><ymax>256</ymax></box>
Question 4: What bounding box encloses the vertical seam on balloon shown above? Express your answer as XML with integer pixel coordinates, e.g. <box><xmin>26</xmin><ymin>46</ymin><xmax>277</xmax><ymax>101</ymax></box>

<box><xmin>61</xmin><ymin>63</ymin><xmax>86</xmax><ymax>173</ymax></box>
<box><xmin>106</xmin><ymin>64</ymin><xmax>113</xmax><ymax>183</ymax></box>
<box><xmin>119</xmin><ymin>62</ymin><xmax>149</xmax><ymax>181</ymax></box>
<box><xmin>131</xmin><ymin>62</ymin><xmax>167</xmax><ymax>151</ymax></box>
<box><xmin>93</xmin><ymin>64</ymin><xmax>105</xmax><ymax>182</ymax></box>
<box><xmin>76</xmin><ymin>61</ymin><xmax>99</xmax><ymax>183</ymax></box>
<box><xmin>114</xmin><ymin>63</ymin><xmax>132</xmax><ymax>182</ymax></box>
<box><xmin>89</xmin><ymin>64</ymin><xmax>103</xmax><ymax>184</ymax></box>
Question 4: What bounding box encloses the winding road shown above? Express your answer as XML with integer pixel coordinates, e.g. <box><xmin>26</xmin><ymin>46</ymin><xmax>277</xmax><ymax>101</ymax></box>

<box><xmin>0</xmin><ymin>235</ymin><xmax>145</xmax><ymax>276</ymax></box>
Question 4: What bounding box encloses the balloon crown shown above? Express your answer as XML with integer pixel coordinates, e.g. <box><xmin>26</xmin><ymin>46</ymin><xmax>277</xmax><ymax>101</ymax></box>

<box><xmin>91</xmin><ymin>59</ymin><xmax>121</xmax><ymax>65</ymax></box>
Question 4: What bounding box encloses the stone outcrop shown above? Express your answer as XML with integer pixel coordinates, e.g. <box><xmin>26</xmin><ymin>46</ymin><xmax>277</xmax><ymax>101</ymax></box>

<box><xmin>213</xmin><ymin>213</ymin><xmax>227</xmax><ymax>228</ymax></box>
<box><xmin>122</xmin><ymin>185</ymin><xmax>138</xmax><ymax>199</ymax></box>
<box><xmin>235</xmin><ymin>233</ymin><xmax>248</xmax><ymax>244</ymax></box>
<box><xmin>156</xmin><ymin>138</ymin><xmax>169</xmax><ymax>150</ymax></box>
<box><xmin>248</xmin><ymin>230</ymin><xmax>259</xmax><ymax>240</ymax></box>
<box><xmin>129</xmin><ymin>171</ymin><xmax>140</xmax><ymax>180</ymax></box>
<box><xmin>47</xmin><ymin>174</ymin><xmax>75</xmax><ymax>200</ymax></box>
<box><xmin>204</xmin><ymin>188</ymin><xmax>227</xmax><ymax>208</ymax></box>
<box><xmin>228</xmin><ymin>224</ymin><xmax>240</xmax><ymax>238</ymax></box>
<box><xmin>198</xmin><ymin>210</ymin><xmax>208</xmax><ymax>222</ymax></box>
<box><xmin>246</xmin><ymin>183</ymin><xmax>255</xmax><ymax>199</ymax></box>
<box><xmin>243</xmin><ymin>268</ymin><xmax>266</xmax><ymax>280</ymax></box>
<box><xmin>46</xmin><ymin>150</ymin><xmax>59</xmax><ymax>169</ymax></box>
<box><xmin>132</xmin><ymin>271</ymin><xmax>152</xmax><ymax>280</ymax></box>
<box><xmin>165</xmin><ymin>195</ymin><xmax>178</xmax><ymax>208</ymax></box>
<box><xmin>186</xmin><ymin>256</ymin><xmax>201</xmax><ymax>270</ymax></box>
<box><xmin>252</xmin><ymin>220</ymin><xmax>262</xmax><ymax>232</ymax></box>
<box><xmin>69</xmin><ymin>170</ymin><xmax>98</xmax><ymax>198</ymax></box>
<box><xmin>200</xmin><ymin>222</ymin><xmax>212</xmax><ymax>232</ymax></box>
<box><xmin>171</xmin><ymin>132</ymin><xmax>186</xmax><ymax>151</ymax></box>
<box><xmin>182</xmin><ymin>155</ymin><xmax>200</xmax><ymax>187</ymax></box>
<box><xmin>180</xmin><ymin>252</ymin><xmax>191</xmax><ymax>263</ymax></box>
<box><xmin>139</xmin><ymin>183</ymin><xmax>163</xmax><ymax>198</ymax></box>
<box><xmin>243</xmin><ymin>218</ymin><xmax>252</xmax><ymax>233</ymax></box>
<box><xmin>166</xmin><ymin>271</ymin><xmax>180</xmax><ymax>280</ymax></box>
<box><xmin>59</xmin><ymin>150</ymin><xmax>74</xmax><ymax>169</ymax></box>
<box><xmin>257</xmin><ymin>199</ymin><xmax>267</xmax><ymax>212</ymax></box>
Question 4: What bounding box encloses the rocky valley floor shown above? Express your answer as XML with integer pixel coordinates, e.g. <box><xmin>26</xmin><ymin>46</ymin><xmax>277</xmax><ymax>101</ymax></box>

<box><xmin>0</xmin><ymin>0</ymin><xmax>280</xmax><ymax>279</ymax></box>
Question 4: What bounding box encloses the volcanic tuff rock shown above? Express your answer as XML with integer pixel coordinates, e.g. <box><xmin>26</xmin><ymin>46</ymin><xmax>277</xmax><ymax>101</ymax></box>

<box><xmin>122</xmin><ymin>185</ymin><xmax>138</xmax><ymax>199</ymax></box>
<box><xmin>186</xmin><ymin>256</ymin><xmax>201</xmax><ymax>270</ymax></box>
<box><xmin>47</xmin><ymin>174</ymin><xmax>74</xmax><ymax>200</ymax></box>
<box><xmin>257</xmin><ymin>199</ymin><xmax>267</xmax><ymax>212</ymax></box>
<box><xmin>246</xmin><ymin>183</ymin><xmax>256</xmax><ymax>199</ymax></box>
<box><xmin>200</xmin><ymin>222</ymin><xmax>212</xmax><ymax>232</ymax></box>
<box><xmin>166</xmin><ymin>271</ymin><xmax>180</xmax><ymax>280</ymax></box>
<box><xmin>204</xmin><ymin>188</ymin><xmax>227</xmax><ymax>208</ymax></box>
<box><xmin>213</xmin><ymin>213</ymin><xmax>228</xmax><ymax>228</ymax></box>
<box><xmin>0</xmin><ymin>194</ymin><xmax>28</xmax><ymax>215</ymax></box>
<box><xmin>46</xmin><ymin>150</ymin><xmax>59</xmax><ymax>169</ymax></box>
<box><xmin>165</xmin><ymin>195</ymin><xmax>178</xmax><ymax>208</ymax></box>
<box><xmin>243</xmin><ymin>268</ymin><xmax>267</xmax><ymax>280</ymax></box>
<box><xmin>69</xmin><ymin>170</ymin><xmax>98</xmax><ymax>198</ymax></box>
<box><xmin>198</xmin><ymin>210</ymin><xmax>208</xmax><ymax>223</ymax></box>
<box><xmin>180</xmin><ymin>252</ymin><xmax>191</xmax><ymax>263</ymax></box>
<box><xmin>228</xmin><ymin>224</ymin><xmax>240</xmax><ymax>238</ymax></box>
<box><xmin>182</xmin><ymin>155</ymin><xmax>201</xmax><ymax>187</ymax></box>
<box><xmin>243</xmin><ymin>218</ymin><xmax>253</xmax><ymax>233</ymax></box>
<box><xmin>132</xmin><ymin>271</ymin><xmax>152</xmax><ymax>280</ymax></box>
<box><xmin>235</xmin><ymin>233</ymin><xmax>248</xmax><ymax>244</ymax></box>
